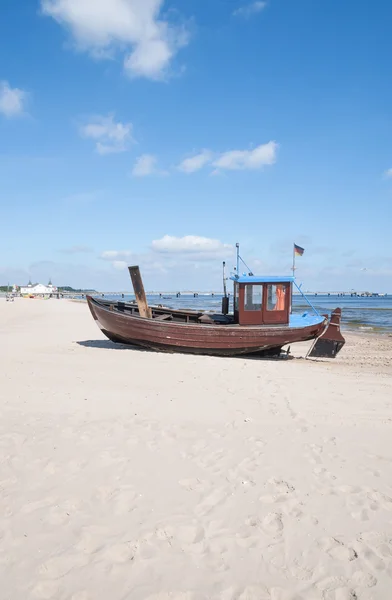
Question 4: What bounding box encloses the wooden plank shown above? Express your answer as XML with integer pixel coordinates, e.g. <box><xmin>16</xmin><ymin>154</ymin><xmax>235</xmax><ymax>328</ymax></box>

<box><xmin>154</xmin><ymin>314</ymin><xmax>173</xmax><ymax>321</ymax></box>
<box><xmin>128</xmin><ymin>266</ymin><xmax>152</xmax><ymax>319</ymax></box>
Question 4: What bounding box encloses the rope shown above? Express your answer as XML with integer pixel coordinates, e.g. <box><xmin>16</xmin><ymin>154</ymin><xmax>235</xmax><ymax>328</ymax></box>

<box><xmin>239</xmin><ymin>255</ymin><xmax>253</xmax><ymax>275</ymax></box>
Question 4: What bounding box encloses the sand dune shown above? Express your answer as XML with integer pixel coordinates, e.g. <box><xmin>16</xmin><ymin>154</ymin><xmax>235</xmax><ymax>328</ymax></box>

<box><xmin>0</xmin><ymin>299</ymin><xmax>391</xmax><ymax>599</ymax></box>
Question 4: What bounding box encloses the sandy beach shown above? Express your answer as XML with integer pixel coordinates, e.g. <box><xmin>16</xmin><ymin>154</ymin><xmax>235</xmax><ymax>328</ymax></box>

<box><xmin>1</xmin><ymin>298</ymin><xmax>392</xmax><ymax>600</ymax></box>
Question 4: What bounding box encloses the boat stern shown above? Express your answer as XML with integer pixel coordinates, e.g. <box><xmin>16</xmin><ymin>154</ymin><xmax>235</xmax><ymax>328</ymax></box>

<box><xmin>307</xmin><ymin>308</ymin><xmax>345</xmax><ymax>359</ymax></box>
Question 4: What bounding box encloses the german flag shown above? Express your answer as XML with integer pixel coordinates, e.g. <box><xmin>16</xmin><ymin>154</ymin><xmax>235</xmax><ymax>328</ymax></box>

<box><xmin>294</xmin><ymin>244</ymin><xmax>305</xmax><ymax>257</ymax></box>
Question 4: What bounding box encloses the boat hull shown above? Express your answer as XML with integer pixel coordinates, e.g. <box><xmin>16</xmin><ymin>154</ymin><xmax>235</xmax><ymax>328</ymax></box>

<box><xmin>87</xmin><ymin>296</ymin><xmax>328</xmax><ymax>357</ymax></box>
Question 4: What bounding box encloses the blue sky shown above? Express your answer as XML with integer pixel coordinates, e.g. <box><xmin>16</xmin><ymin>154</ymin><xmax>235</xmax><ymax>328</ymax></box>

<box><xmin>1</xmin><ymin>0</ymin><xmax>391</xmax><ymax>292</ymax></box>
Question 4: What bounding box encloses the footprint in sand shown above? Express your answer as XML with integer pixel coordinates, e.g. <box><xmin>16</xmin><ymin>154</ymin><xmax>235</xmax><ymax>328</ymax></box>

<box><xmin>315</xmin><ymin>576</ymin><xmax>352</xmax><ymax>597</ymax></box>
<box><xmin>368</xmin><ymin>490</ymin><xmax>392</xmax><ymax>511</ymax></box>
<box><xmin>363</xmin><ymin>547</ymin><xmax>386</xmax><ymax>570</ymax></box>
<box><xmin>262</xmin><ymin>512</ymin><xmax>284</xmax><ymax>534</ymax></box>
<box><xmin>351</xmin><ymin>570</ymin><xmax>377</xmax><ymax>588</ymax></box>
<box><xmin>290</xmin><ymin>561</ymin><xmax>314</xmax><ymax>582</ymax></box>
<box><xmin>350</xmin><ymin>508</ymin><xmax>370</xmax><ymax>521</ymax></box>
<box><xmin>260</xmin><ymin>477</ymin><xmax>295</xmax><ymax>503</ymax></box>
<box><xmin>318</xmin><ymin>537</ymin><xmax>358</xmax><ymax>562</ymax></box>
<box><xmin>152</xmin><ymin>522</ymin><xmax>205</xmax><ymax>547</ymax></box>
<box><xmin>102</xmin><ymin>541</ymin><xmax>137</xmax><ymax>564</ymax></box>
<box><xmin>234</xmin><ymin>526</ymin><xmax>261</xmax><ymax>550</ymax></box>
<box><xmin>75</xmin><ymin>526</ymin><xmax>109</xmax><ymax>555</ymax></box>
<box><xmin>313</xmin><ymin>466</ymin><xmax>337</xmax><ymax>483</ymax></box>
<box><xmin>176</xmin><ymin>524</ymin><xmax>205</xmax><ymax>545</ymax></box>
<box><xmin>259</xmin><ymin>478</ymin><xmax>303</xmax><ymax>519</ymax></box>
<box><xmin>367</xmin><ymin>468</ymin><xmax>381</xmax><ymax>478</ymax></box>
<box><xmin>194</xmin><ymin>449</ymin><xmax>227</xmax><ymax>474</ymax></box>
<box><xmin>227</xmin><ymin>456</ymin><xmax>260</xmax><ymax>486</ymax></box>
<box><xmin>323</xmin><ymin>436</ymin><xmax>337</xmax><ymax>445</ymax></box>
<box><xmin>246</xmin><ymin>436</ymin><xmax>266</xmax><ymax>449</ymax></box>
<box><xmin>110</xmin><ymin>486</ymin><xmax>140</xmax><ymax>515</ymax></box>
<box><xmin>194</xmin><ymin>488</ymin><xmax>229</xmax><ymax>517</ymax></box>
<box><xmin>240</xmin><ymin>512</ymin><xmax>285</xmax><ymax>545</ymax></box>
<box><xmin>344</xmin><ymin>487</ymin><xmax>392</xmax><ymax>521</ymax></box>
<box><xmin>304</xmin><ymin>443</ymin><xmax>324</xmax><ymax>466</ymax></box>
<box><xmin>203</xmin><ymin>549</ymin><xmax>229</xmax><ymax>572</ymax></box>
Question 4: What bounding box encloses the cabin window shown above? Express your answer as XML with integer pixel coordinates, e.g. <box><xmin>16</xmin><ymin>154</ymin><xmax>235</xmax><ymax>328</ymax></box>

<box><xmin>244</xmin><ymin>284</ymin><xmax>262</xmax><ymax>311</ymax></box>
<box><xmin>267</xmin><ymin>284</ymin><xmax>286</xmax><ymax>311</ymax></box>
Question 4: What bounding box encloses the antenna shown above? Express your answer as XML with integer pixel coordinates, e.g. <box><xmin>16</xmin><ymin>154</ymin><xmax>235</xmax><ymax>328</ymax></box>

<box><xmin>236</xmin><ymin>242</ymin><xmax>240</xmax><ymax>274</ymax></box>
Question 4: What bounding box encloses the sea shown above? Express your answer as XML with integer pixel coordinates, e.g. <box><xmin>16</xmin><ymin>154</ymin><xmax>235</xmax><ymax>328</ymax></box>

<box><xmin>90</xmin><ymin>293</ymin><xmax>392</xmax><ymax>334</ymax></box>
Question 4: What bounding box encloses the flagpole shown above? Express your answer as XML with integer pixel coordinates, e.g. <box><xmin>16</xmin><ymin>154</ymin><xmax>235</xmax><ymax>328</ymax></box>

<box><xmin>291</xmin><ymin>245</ymin><xmax>295</xmax><ymax>315</ymax></box>
<box><xmin>292</xmin><ymin>244</ymin><xmax>295</xmax><ymax>278</ymax></box>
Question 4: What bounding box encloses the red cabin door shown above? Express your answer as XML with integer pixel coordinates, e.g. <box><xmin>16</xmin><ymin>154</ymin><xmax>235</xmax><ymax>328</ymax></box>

<box><xmin>262</xmin><ymin>283</ymin><xmax>290</xmax><ymax>325</ymax></box>
<box><xmin>239</xmin><ymin>284</ymin><xmax>263</xmax><ymax>325</ymax></box>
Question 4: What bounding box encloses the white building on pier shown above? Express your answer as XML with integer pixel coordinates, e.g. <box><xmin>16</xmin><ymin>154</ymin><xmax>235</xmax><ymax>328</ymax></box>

<box><xmin>19</xmin><ymin>280</ymin><xmax>58</xmax><ymax>296</ymax></box>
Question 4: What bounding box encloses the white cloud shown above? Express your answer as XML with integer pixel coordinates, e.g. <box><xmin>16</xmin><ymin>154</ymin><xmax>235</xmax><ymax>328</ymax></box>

<box><xmin>41</xmin><ymin>0</ymin><xmax>189</xmax><ymax>80</ymax></box>
<box><xmin>233</xmin><ymin>1</ymin><xmax>267</xmax><ymax>18</ymax></box>
<box><xmin>384</xmin><ymin>168</ymin><xmax>392</xmax><ymax>179</ymax></box>
<box><xmin>131</xmin><ymin>154</ymin><xmax>161</xmax><ymax>177</ymax></box>
<box><xmin>126</xmin><ymin>142</ymin><xmax>278</xmax><ymax>177</ymax></box>
<box><xmin>112</xmin><ymin>260</ymin><xmax>129</xmax><ymax>271</ymax></box>
<box><xmin>79</xmin><ymin>113</ymin><xmax>133</xmax><ymax>154</ymax></box>
<box><xmin>151</xmin><ymin>235</ymin><xmax>233</xmax><ymax>257</ymax></box>
<box><xmin>178</xmin><ymin>150</ymin><xmax>213</xmax><ymax>174</ymax></box>
<box><xmin>0</xmin><ymin>81</ymin><xmax>27</xmax><ymax>118</ymax></box>
<box><xmin>213</xmin><ymin>141</ymin><xmax>278</xmax><ymax>171</ymax></box>
<box><xmin>100</xmin><ymin>250</ymin><xmax>134</xmax><ymax>272</ymax></box>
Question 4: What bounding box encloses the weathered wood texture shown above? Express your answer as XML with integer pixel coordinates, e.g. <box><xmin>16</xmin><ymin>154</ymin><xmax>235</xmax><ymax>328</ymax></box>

<box><xmin>128</xmin><ymin>266</ymin><xmax>152</xmax><ymax>319</ymax></box>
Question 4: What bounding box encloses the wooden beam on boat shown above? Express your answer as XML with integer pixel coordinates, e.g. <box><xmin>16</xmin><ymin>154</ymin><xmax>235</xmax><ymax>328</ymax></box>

<box><xmin>128</xmin><ymin>266</ymin><xmax>152</xmax><ymax>319</ymax></box>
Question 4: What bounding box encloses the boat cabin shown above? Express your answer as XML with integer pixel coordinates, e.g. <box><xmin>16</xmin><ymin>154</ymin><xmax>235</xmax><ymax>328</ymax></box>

<box><xmin>230</xmin><ymin>275</ymin><xmax>294</xmax><ymax>326</ymax></box>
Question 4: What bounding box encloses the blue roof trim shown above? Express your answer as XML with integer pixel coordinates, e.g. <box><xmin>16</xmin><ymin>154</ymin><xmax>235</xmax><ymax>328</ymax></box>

<box><xmin>230</xmin><ymin>275</ymin><xmax>294</xmax><ymax>284</ymax></box>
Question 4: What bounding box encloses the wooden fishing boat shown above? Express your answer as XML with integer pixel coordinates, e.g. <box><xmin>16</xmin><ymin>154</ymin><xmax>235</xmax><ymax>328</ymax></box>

<box><xmin>86</xmin><ymin>259</ymin><xmax>345</xmax><ymax>358</ymax></box>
